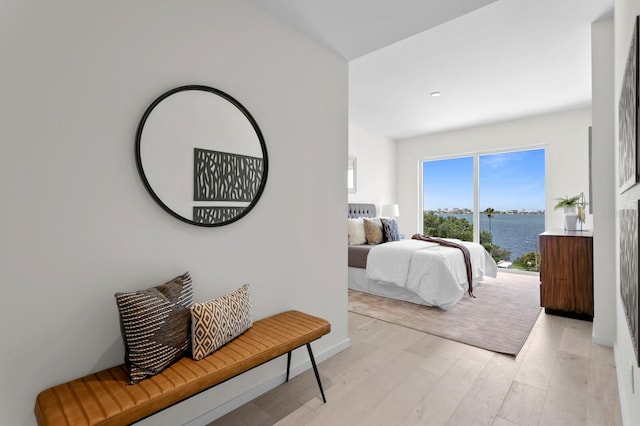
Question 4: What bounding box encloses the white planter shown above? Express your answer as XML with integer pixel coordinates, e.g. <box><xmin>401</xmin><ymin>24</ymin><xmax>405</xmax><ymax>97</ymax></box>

<box><xmin>564</xmin><ymin>213</ymin><xmax>579</xmax><ymax>231</ymax></box>
<box><xmin>561</xmin><ymin>206</ymin><xmax>580</xmax><ymax>230</ymax></box>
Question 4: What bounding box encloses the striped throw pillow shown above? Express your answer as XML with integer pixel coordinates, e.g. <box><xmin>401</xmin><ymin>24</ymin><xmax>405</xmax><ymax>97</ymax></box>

<box><xmin>115</xmin><ymin>272</ymin><xmax>193</xmax><ymax>384</ymax></box>
<box><xmin>191</xmin><ymin>284</ymin><xmax>252</xmax><ymax>361</ymax></box>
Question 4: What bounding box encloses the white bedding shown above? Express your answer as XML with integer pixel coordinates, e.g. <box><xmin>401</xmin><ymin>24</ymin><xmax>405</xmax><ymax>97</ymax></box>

<box><xmin>365</xmin><ymin>239</ymin><xmax>498</xmax><ymax>309</ymax></box>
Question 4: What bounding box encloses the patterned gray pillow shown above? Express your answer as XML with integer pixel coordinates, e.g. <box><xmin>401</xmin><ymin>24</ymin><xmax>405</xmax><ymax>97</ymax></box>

<box><xmin>115</xmin><ymin>273</ymin><xmax>193</xmax><ymax>384</ymax></box>
<box><xmin>381</xmin><ymin>218</ymin><xmax>400</xmax><ymax>242</ymax></box>
<box><xmin>191</xmin><ymin>284</ymin><xmax>253</xmax><ymax>361</ymax></box>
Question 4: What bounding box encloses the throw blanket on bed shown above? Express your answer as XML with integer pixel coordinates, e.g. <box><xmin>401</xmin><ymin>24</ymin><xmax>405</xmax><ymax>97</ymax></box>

<box><xmin>411</xmin><ymin>234</ymin><xmax>476</xmax><ymax>297</ymax></box>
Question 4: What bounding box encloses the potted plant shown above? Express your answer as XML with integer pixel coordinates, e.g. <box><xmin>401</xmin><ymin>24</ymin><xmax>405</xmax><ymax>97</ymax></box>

<box><xmin>554</xmin><ymin>193</ymin><xmax>586</xmax><ymax>231</ymax></box>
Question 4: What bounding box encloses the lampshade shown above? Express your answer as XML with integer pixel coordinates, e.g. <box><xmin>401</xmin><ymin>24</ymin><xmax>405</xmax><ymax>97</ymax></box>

<box><xmin>381</xmin><ymin>204</ymin><xmax>400</xmax><ymax>217</ymax></box>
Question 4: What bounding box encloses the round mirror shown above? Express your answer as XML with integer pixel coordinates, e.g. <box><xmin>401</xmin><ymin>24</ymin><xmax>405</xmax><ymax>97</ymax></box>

<box><xmin>135</xmin><ymin>85</ymin><xmax>268</xmax><ymax>226</ymax></box>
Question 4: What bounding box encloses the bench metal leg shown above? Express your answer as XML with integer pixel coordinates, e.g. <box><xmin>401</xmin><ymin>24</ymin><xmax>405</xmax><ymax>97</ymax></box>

<box><xmin>306</xmin><ymin>343</ymin><xmax>327</xmax><ymax>403</ymax></box>
<box><xmin>284</xmin><ymin>344</ymin><xmax>326</xmax><ymax>403</ymax></box>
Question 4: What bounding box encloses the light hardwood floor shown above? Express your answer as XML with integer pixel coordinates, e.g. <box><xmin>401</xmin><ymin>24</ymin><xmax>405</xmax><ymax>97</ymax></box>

<box><xmin>209</xmin><ymin>274</ymin><xmax>622</xmax><ymax>426</ymax></box>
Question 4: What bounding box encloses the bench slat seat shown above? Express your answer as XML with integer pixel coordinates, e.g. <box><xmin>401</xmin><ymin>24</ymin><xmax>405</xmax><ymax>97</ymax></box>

<box><xmin>35</xmin><ymin>310</ymin><xmax>331</xmax><ymax>426</ymax></box>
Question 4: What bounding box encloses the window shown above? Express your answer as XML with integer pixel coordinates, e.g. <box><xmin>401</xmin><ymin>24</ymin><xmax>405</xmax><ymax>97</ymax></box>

<box><xmin>348</xmin><ymin>156</ymin><xmax>357</xmax><ymax>193</ymax></box>
<box><xmin>422</xmin><ymin>148</ymin><xmax>546</xmax><ymax>272</ymax></box>
<box><xmin>423</xmin><ymin>156</ymin><xmax>474</xmax><ymax>241</ymax></box>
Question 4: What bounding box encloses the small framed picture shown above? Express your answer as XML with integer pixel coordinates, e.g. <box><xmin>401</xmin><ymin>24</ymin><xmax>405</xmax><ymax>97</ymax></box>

<box><xmin>348</xmin><ymin>156</ymin><xmax>357</xmax><ymax>193</ymax></box>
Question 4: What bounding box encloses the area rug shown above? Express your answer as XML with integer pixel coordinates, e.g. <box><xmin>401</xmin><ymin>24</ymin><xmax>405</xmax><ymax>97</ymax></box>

<box><xmin>348</xmin><ymin>277</ymin><xmax>541</xmax><ymax>356</ymax></box>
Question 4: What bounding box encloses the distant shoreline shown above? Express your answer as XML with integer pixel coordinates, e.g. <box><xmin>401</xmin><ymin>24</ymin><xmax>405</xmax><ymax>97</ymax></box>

<box><xmin>426</xmin><ymin>210</ymin><xmax>545</xmax><ymax>215</ymax></box>
<box><xmin>425</xmin><ymin>212</ymin><xmax>546</xmax><ymax>260</ymax></box>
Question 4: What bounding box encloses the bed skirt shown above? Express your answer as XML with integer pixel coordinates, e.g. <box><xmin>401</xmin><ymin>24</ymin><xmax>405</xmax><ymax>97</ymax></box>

<box><xmin>348</xmin><ymin>267</ymin><xmax>435</xmax><ymax>307</ymax></box>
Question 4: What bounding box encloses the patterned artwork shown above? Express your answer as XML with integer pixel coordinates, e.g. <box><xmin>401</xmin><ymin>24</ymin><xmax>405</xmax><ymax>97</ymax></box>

<box><xmin>193</xmin><ymin>207</ymin><xmax>246</xmax><ymax>225</ymax></box>
<box><xmin>620</xmin><ymin>202</ymin><xmax>640</xmax><ymax>366</ymax></box>
<box><xmin>619</xmin><ymin>16</ymin><xmax>639</xmax><ymax>193</ymax></box>
<box><xmin>194</xmin><ymin>148</ymin><xmax>264</xmax><ymax>202</ymax></box>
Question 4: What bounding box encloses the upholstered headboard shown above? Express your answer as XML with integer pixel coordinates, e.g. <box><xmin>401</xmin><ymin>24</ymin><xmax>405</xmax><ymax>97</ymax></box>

<box><xmin>348</xmin><ymin>203</ymin><xmax>376</xmax><ymax>218</ymax></box>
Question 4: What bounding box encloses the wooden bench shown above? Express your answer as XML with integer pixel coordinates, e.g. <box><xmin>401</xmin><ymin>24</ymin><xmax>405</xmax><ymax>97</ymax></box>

<box><xmin>35</xmin><ymin>310</ymin><xmax>331</xmax><ymax>426</ymax></box>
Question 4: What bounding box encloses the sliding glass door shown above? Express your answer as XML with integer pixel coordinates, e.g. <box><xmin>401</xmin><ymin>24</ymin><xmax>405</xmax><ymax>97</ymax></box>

<box><xmin>422</xmin><ymin>148</ymin><xmax>545</xmax><ymax>272</ymax></box>
<box><xmin>479</xmin><ymin>149</ymin><xmax>545</xmax><ymax>270</ymax></box>
<box><xmin>422</xmin><ymin>156</ymin><xmax>474</xmax><ymax>242</ymax></box>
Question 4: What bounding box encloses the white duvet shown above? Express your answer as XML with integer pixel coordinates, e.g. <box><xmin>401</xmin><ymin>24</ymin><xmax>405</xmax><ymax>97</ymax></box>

<box><xmin>366</xmin><ymin>239</ymin><xmax>498</xmax><ymax>309</ymax></box>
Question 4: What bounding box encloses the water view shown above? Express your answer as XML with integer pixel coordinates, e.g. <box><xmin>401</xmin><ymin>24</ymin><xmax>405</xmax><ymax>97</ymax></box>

<box><xmin>423</xmin><ymin>148</ymin><xmax>546</xmax><ymax>270</ymax></box>
<box><xmin>443</xmin><ymin>213</ymin><xmax>545</xmax><ymax>261</ymax></box>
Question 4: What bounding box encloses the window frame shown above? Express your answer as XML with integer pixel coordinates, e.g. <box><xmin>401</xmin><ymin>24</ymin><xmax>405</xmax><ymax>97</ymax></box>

<box><xmin>419</xmin><ymin>145</ymin><xmax>548</xmax><ymax>244</ymax></box>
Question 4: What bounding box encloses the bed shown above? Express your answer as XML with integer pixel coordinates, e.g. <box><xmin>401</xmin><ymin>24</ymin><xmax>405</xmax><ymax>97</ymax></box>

<box><xmin>348</xmin><ymin>203</ymin><xmax>498</xmax><ymax>309</ymax></box>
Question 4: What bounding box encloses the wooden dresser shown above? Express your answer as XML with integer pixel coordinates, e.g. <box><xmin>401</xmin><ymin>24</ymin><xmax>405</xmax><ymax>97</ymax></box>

<box><xmin>539</xmin><ymin>229</ymin><xmax>594</xmax><ymax>321</ymax></box>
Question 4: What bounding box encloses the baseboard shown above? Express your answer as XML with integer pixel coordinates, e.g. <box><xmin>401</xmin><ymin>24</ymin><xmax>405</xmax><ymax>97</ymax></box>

<box><xmin>591</xmin><ymin>335</ymin><xmax>614</xmax><ymax>347</ymax></box>
<box><xmin>184</xmin><ymin>337</ymin><xmax>352</xmax><ymax>426</ymax></box>
<box><xmin>544</xmin><ymin>307</ymin><xmax>593</xmax><ymax>322</ymax></box>
<box><xmin>614</xmin><ymin>342</ymin><xmax>631</xmax><ymax>426</ymax></box>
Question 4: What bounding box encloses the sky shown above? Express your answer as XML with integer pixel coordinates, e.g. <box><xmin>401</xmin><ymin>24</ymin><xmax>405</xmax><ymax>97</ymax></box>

<box><xmin>423</xmin><ymin>149</ymin><xmax>546</xmax><ymax>212</ymax></box>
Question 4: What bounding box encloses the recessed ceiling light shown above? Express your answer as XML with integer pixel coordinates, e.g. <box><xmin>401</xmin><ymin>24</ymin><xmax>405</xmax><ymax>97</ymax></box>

<box><xmin>431</xmin><ymin>91</ymin><xmax>441</xmax><ymax>97</ymax></box>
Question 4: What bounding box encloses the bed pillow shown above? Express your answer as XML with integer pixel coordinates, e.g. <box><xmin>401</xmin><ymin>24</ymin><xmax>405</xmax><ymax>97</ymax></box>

<box><xmin>381</xmin><ymin>218</ymin><xmax>401</xmax><ymax>242</ymax></box>
<box><xmin>115</xmin><ymin>272</ymin><xmax>193</xmax><ymax>384</ymax></box>
<box><xmin>191</xmin><ymin>284</ymin><xmax>253</xmax><ymax>361</ymax></box>
<box><xmin>363</xmin><ymin>217</ymin><xmax>384</xmax><ymax>244</ymax></box>
<box><xmin>348</xmin><ymin>218</ymin><xmax>367</xmax><ymax>245</ymax></box>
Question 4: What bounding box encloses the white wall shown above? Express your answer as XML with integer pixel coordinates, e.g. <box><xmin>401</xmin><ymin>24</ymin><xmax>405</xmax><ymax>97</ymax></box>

<box><xmin>348</xmin><ymin>123</ymin><xmax>397</xmax><ymax>213</ymax></box>
<box><xmin>591</xmin><ymin>17</ymin><xmax>616</xmax><ymax>346</ymax></box>
<box><xmin>0</xmin><ymin>1</ymin><xmax>348</xmax><ymax>425</ymax></box>
<box><xmin>614</xmin><ymin>1</ymin><xmax>640</xmax><ymax>424</ymax></box>
<box><xmin>396</xmin><ymin>108</ymin><xmax>593</xmax><ymax>237</ymax></box>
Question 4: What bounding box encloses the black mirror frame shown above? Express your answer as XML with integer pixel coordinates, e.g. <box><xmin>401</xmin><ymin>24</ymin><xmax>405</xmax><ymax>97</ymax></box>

<box><xmin>135</xmin><ymin>85</ymin><xmax>269</xmax><ymax>227</ymax></box>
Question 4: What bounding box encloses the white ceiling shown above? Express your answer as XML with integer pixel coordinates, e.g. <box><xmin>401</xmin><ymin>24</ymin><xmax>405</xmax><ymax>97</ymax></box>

<box><xmin>250</xmin><ymin>0</ymin><xmax>613</xmax><ymax>140</ymax></box>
